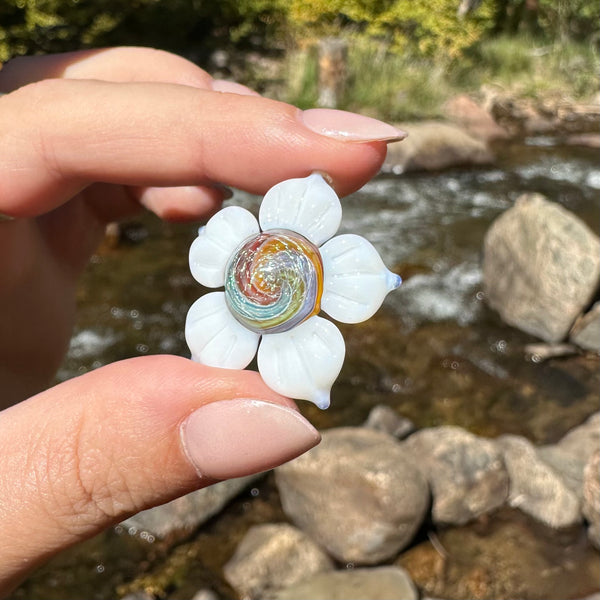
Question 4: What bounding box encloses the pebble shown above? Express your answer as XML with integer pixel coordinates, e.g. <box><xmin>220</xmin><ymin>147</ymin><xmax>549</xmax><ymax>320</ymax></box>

<box><xmin>402</xmin><ymin>426</ymin><xmax>508</xmax><ymax>525</ymax></box>
<box><xmin>121</xmin><ymin>474</ymin><xmax>261</xmax><ymax>539</ymax></box>
<box><xmin>570</xmin><ymin>302</ymin><xmax>600</xmax><ymax>352</ymax></box>
<box><xmin>267</xmin><ymin>566</ymin><xmax>418</xmax><ymax>600</ymax></box>
<box><xmin>363</xmin><ymin>404</ymin><xmax>415</xmax><ymax>439</ymax></box>
<box><xmin>275</xmin><ymin>427</ymin><xmax>429</xmax><ymax>564</ymax></box>
<box><xmin>223</xmin><ymin>523</ymin><xmax>333</xmax><ymax>599</ymax></box>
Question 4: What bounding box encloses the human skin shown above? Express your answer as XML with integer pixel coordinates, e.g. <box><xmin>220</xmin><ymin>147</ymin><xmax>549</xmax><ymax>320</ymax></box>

<box><xmin>0</xmin><ymin>47</ymin><xmax>400</xmax><ymax>595</ymax></box>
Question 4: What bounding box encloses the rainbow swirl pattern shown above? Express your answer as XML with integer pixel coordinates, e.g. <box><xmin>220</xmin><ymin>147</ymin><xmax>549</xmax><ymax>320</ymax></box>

<box><xmin>224</xmin><ymin>229</ymin><xmax>324</xmax><ymax>334</ymax></box>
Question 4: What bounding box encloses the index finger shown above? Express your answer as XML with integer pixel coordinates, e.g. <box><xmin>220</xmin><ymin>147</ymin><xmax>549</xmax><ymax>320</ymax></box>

<box><xmin>0</xmin><ymin>78</ymin><xmax>402</xmax><ymax>218</ymax></box>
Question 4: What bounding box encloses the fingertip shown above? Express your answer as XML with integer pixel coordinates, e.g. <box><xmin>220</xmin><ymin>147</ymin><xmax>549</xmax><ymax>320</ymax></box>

<box><xmin>136</xmin><ymin>184</ymin><xmax>231</xmax><ymax>222</ymax></box>
<box><xmin>211</xmin><ymin>79</ymin><xmax>261</xmax><ymax>96</ymax></box>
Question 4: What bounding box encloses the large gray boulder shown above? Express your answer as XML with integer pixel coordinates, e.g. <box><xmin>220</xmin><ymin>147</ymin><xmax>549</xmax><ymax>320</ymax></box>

<box><xmin>384</xmin><ymin>121</ymin><xmax>494</xmax><ymax>173</ymax></box>
<box><xmin>483</xmin><ymin>194</ymin><xmax>600</xmax><ymax>343</ymax></box>
<box><xmin>402</xmin><ymin>426</ymin><xmax>508</xmax><ymax>525</ymax></box>
<box><xmin>223</xmin><ymin>523</ymin><xmax>333</xmax><ymax>599</ymax></box>
<box><xmin>268</xmin><ymin>567</ymin><xmax>418</xmax><ymax>600</ymax></box>
<box><xmin>275</xmin><ymin>427</ymin><xmax>429</xmax><ymax>564</ymax></box>
<box><xmin>498</xmin><ymin>435</ymin><xmax>581</xmax><ymax>529</ymax></box>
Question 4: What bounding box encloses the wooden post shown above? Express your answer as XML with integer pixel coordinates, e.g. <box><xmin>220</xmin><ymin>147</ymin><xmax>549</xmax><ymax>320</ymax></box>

<box><xmin>318</xmin><ymin>38</ymin><xmax>348</xmax><ymax>109</ymax></box>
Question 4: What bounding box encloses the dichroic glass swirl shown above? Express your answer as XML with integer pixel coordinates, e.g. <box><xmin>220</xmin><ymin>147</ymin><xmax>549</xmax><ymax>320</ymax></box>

<box><xmin>224</xmin><ymin>229</ymin><xmax>324</xmax><ymax>334</ymax></box>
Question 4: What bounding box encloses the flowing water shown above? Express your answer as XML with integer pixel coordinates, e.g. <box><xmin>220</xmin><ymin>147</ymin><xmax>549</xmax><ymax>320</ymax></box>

<box><xmin>13</xmin><ymin>141</ymin><xmax>600</xmax><ymax>599</ymax></box>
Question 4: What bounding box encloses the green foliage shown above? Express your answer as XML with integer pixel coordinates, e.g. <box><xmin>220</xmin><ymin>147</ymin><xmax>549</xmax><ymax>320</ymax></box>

<box><xmin>457</xmin><ymin>34</ymin><xmax>600</xmax><ymax>99</ymax></box>
<box><xmin>283</xmin><ymin>34</ymin><xmax>599</xmax><ymax>122</ymax></box>
<box><xmin>2</xmin><ymin>0</ymin><xmax>598</xmax><ymax>65</ymax></box>
<box><xmin>284</xmin><ymin>0</ymin><xmax>497</xmax><ymax>59</ymax></box>
<box><xmin>537</xmin><ymin>0</ymin><xmax>600</xmax><ymax>40</ymax></box>
<box><xmin>0</xmin><ymin>0</ymin><xmax>286</xmax><ymax>63</ymax></box>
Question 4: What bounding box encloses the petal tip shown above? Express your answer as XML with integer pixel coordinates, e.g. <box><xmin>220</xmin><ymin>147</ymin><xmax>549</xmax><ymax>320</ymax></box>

<box><xmin>311</xmin><ymin>390</ymin><xmax>331</xmax><ymax>410</ymax></box>
<box><xmin>386</xmin><ymin>270</ymin><xmax>402</xmax><ymax>291</ymax></box>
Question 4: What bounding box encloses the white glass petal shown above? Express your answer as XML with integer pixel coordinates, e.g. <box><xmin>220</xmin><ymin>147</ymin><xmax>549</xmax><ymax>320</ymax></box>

<box><xmin>320</xmin><ymin>234</ymin><xmax>402</xmax><ymax>323</ymax></box>
<box><xmin>186</xmin><ymin>292</ymin><xmax>260</xmax><ymax>369</ymax></box>
<box><xmin>257</xmin><ymin>316</ymin><xmax>345</xmax><ymax>409</ymax></box>
<box><xmin>259</xmin><ymin>173</ymin><xmax>342</xmax><ymax>246</ymax></box>
<box><xmin>189</xmin><ymin>206</ymin><xmax>259</xmax><ymax>288</ymax></box>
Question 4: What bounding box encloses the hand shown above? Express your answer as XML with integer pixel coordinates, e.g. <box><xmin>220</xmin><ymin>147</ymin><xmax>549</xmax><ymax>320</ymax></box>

<box><xmin>0</xmin><ymin>47</ymin><xmax>401</xmax><ymax>594</ymax></box>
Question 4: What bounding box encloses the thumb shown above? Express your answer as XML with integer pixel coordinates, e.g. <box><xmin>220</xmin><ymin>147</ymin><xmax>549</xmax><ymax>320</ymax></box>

<box><xmin>0</xmin><ymin>355</ymin><xmax>319</xmax><ymax>594</ymax></box>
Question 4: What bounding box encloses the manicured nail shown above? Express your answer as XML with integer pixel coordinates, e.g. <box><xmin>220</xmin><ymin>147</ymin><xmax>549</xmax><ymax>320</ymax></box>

<box><xmin>301</xmin><ymin>108</ymin><xmax>407</xmax><ymax>143</ymax></box>
<box><xmin>180</xmin><ymin>399</ymin><xmax>320</xmax><ymax>480</ymax></box>
<box><xmin>211</xmin><ymin>79</ymin><xmax>260</xmax><ymax>97</ymax></box>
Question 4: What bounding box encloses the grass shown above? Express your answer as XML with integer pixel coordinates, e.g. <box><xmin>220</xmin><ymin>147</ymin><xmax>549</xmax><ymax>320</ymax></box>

<box><xmin>279</xmin><ymin>34</ymin><xmax>599</xmax><ymax>121</ymax></box>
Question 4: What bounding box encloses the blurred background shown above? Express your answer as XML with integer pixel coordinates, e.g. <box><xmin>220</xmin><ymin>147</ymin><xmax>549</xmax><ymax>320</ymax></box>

<box><xmin>3</xmin><ymin>1</ymin><xmax>599</xmax><ymax>599</ymax></box>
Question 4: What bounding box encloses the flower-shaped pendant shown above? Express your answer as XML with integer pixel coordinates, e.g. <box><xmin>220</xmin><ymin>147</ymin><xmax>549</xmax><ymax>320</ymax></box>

<box><xmin>185</xmin><ymin>174</ymin><xmax>401</xmax><ymax>409</ymax></box>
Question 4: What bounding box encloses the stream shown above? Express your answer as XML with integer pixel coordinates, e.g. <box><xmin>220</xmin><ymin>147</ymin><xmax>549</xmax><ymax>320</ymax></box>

<box><xmin>12</xmin><ymin>140</ymin><xmax>600</xmax><ymax>599</ymax></box>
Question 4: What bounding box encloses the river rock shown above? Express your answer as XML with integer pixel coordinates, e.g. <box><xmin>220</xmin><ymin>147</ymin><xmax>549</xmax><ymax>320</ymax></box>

<box><xmin>121</xmin><ymin>475</ymin><xmax>260</xmax><ymax>539</ymax></box>
<box><xmin>223</xmin><ymin>523</ymin><xmax>333</xmax><ymax>599</ymax></box>
<box><xmin>275</xmin><ymin>427</ymin><xmax>429</xmax><ymax>564</ymax></box>
<box><xmin>537</xmin><ymin>412</ymin><xmax>600</xmax><ymax>501</ymax></box>
<box><xmin>443</xmin><ymin>94</ymin><xmax>510</xmax><ymax>142</ymax></box>
<box><xmin>267</xmin><ymin>567</ymin><xmax>418</xmax><ymax>600</ymax></box>
<box><xmin>191</xmin><ymin>590</ymin><xmax>219</xmax><ymax>600</ymax></box>
<box><xmin>556</xmin><ymin>412</ymin><xmax>600</xmax><ymax>464</ymax></box>
<box><xmin>363</xmin><ymin>404</ymin><xmax>415</xmax><ymax>439</ymax></box>
<box><xmin>482</xmin><ymin>193</ymin><xmax>600</xmax><ymax>343</ymax></box>
<box><xmin>570</xmin><ymin>302</ymin><xmax>600</xmax><ymax>352</ymax></box>
<box><xmin>583</xmin><ymin>450</ymin><xmax>600</xmax><ymax>549</ymax></box>
<box><xmin>383</xmin><ymin>121</ymin><xmax>494</xmax><ymax>174</ymax></box>
<box><xmin>402</xmin><ymin>426</ymin><xmax>508</xmax><ymax>525</ymax></box>
<box><xmin>497</xmin><ymin>435</ymin><xmax>581</xmax><ymax>528</ymax></box>
<box><xmin>566</xmin><ymin>133</ymin><xmax>600</xmax><ymax>148</ymax></box>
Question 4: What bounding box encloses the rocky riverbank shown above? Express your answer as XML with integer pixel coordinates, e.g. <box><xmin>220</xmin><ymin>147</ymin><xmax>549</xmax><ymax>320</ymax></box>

<box><xmin>121</xmin><ymin>409</ymin><xmax>599</xmax><ymax>600</ymax></box>
<box><xmin>384</xmin><ymin>92</ymin><xmax>600</xmax><ymax>175</ymax></box>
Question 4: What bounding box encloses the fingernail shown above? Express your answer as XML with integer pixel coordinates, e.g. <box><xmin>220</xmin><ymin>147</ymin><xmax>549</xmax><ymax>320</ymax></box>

<box><xmin>211</xmin><ymin>79</ymin><xmax>261</xmax><ymax>97</ymax></box>
<box><xmin>180</xmin><ymin>399</ymin><xmax>320</xmax><ymax>480</ymax></box>
<box><xmin>300</xmin><ymin>108</ymin><xmax>407</xmax><ymax>143</ymax></box>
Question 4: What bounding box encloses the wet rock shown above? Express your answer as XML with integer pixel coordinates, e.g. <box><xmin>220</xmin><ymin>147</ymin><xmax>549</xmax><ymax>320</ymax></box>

<box><xmin>497</xmin><ymin>435</ymin><xmax>581</xmax><ymax>528</ymax></box>
<box><xmin>402</xmin><ymin>426</ymin><xmax>508</xmax><ymax>525</ymax></box>
<box><xmin>536</xmin><ymin>445</ymin><xmax>585</xmax><ymax>498</ymax></box>
<box><xmin>583</xmin><ymin>450</ymin><xmax>600</xmax><ymax>549</ymax></box>
<box><xmin>482</xmin><ymin>193</ymin><xmax>600</xmax><ymax>343</ymax></box>
<box><xmin>566</xmin><ymin>133</ymin><xmax>600</xmax><ymax>148</ymax></box>
<box><xmin>399</xmin><ymin>507</ymin><xmax>600</xmax><ymax>600</ymax></box>
<box><xmin>121</xmin><ymin>593</ymin><xmax>156</xmax><ymax>600</ymax></box>
<box><xmin>121</xmin><ymin>475</ymin><xmax>260</xmax><ymax>539</ymax></box>
<box><xmin>363</xmin><ymin>405</ymin><xmax>415</xmax><ymax>439</ymax></box>
<box><xmin>443</xmin><ymin>94</ymin><xmax>510</xmax><ymax>142</ymax></box>
<box><xmin>555</xmin><ymin>412</ymin><xmax>600</xmax><ymax>464</ymax></box>
<box><xmin>275</xmin><ymin>427</ymin><xmax>429</xmax><ymax>564</ymax></box>
<box><xmin>524</xmin><ymin>342</ymin><xmax>578</xmax><ymax>362</ymax></box>
<box><xmin>537</xmin><ymin>412</ymin><xmax>600</xmax><ymax>501</ymax></box>
<box><xmin>267</xmin><ymin>567</ymin><xmax>418</xmax><ymax>600</ymax></box>
<box><xmin>223</xmin><ymin>523</ymin><xmax>333</xmax><ymax>599</ymax></box>
<box><xmin>570</xmin><ymin>302</ymin><xmax>600</xmax><ymax>353</ymax></box>
<box><xmin>191</xmin><ymin>590</ymin><xmax>220</xmax><ymax>600</ymax></box>
<box><xmin>481</xmin><ymin>88</ymin><xmax>600</xmax><ymax>136</ymax></box>
<box><xmin>384</xmin><ymin>121</ymin><xmax>494</xmax><ymax>174</ymax></box>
